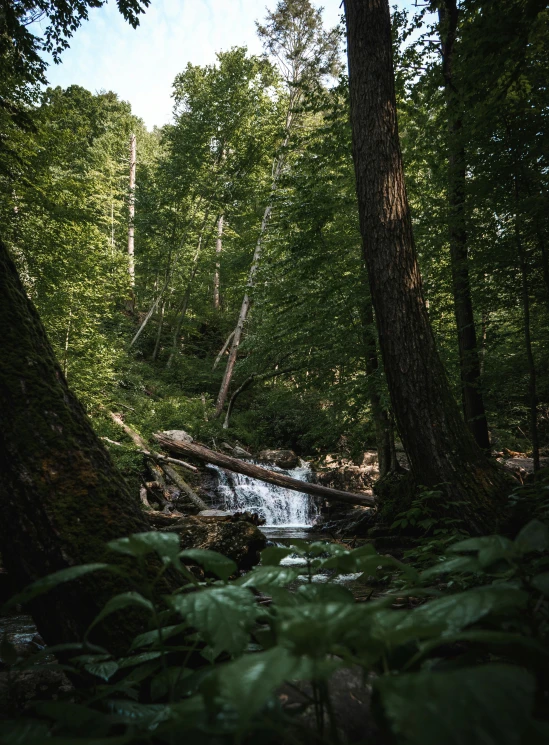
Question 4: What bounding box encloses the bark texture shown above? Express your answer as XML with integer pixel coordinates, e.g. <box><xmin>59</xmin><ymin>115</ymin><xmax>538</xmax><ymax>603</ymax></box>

<box><xmin>154</xmin><ymin>435</ymin><xmax>375</xmax><ymax>507</ymax></box>
<box><xmin>439</xmin><ymin>0</ymin><xmax>490</xmax><ymax>450</ymax></box>
<box><xmin>0</xmin><ymin>239</ymin><xmax>166</xmax><ymax>653</ymax></box>
<box><xmin>343</xmin><ymin>0</ymin><xmax>509</xmax><ymax>532</ymax></box>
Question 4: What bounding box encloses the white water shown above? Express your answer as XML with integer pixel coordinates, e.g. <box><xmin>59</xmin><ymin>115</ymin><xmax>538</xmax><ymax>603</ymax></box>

<box><xmin>208</xmin><ymin>460</ymin><xmax>318</xmax><ymax>527</ymax></box>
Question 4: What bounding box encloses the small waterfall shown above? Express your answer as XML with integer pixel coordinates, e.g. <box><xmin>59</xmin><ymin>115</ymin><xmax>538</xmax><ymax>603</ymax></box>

<box><xmin>208</xmin><ymin>461</ymin><xmax>318</xmax><ymax>527</ymax></box>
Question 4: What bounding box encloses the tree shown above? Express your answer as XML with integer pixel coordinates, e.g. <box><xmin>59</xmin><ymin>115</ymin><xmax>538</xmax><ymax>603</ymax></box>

<box><xmin>214</xmin><ymin>0</ymin><xmax>340</xmax><ymax>416</ymax></box>
<box><xmin>0</xmin><ymin>237</ymin><xmax>164</xmax><ymax>653</ymax></box>
<box><xmin>343</xmin><ymin>0</ymin><xmax>509</xmax><ymax>532</ymax></box>
<box><xmin>435</xmin><ymin>0</ymin><xmax>490</xmax><ymax>450</ymax></box>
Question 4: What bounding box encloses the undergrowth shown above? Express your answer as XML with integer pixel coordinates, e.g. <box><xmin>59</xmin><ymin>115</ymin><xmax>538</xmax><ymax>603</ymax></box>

<box><xmin>1</xmin><ymin>515</ymin><xmax>549</xmax><ymax>744</ymax></box>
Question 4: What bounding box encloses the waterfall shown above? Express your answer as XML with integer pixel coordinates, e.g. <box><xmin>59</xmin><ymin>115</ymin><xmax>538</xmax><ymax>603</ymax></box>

<box><xmin>208</xmin><ymin>460</ymin><xmax>318</xmax><ymax>527</ymax></box>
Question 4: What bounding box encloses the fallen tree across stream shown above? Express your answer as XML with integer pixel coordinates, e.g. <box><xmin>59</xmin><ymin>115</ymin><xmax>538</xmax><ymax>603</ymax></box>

<box><xmin>154</xmin><ymin>434</ymin><xmax>376</xmax><ymax>508</ymax></box>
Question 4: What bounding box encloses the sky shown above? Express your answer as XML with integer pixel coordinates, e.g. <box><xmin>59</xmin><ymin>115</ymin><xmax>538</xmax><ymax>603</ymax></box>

<box><xmin>38</xmin><ymin>0</ymin><xmax>346</xmax><ymax>130</ymax></box>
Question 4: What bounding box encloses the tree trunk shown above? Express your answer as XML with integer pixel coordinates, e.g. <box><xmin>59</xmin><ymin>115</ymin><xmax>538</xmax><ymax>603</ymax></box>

<box><xmin>359</xmin><ymin>278</ymin><xmax>397</xmax><ymax>477</ymax></box>
<box><xmin>343</xmin><ymin>0</ymin><xmax>509</xmax><ymax>533</ymax></box>
<box><xmin>127</xmin><ymin>133</ymin><xmax>136</xmax><ymax>294</ymax></box>
<box><xmin>438</xmin><ymin>1</ymin><xmax>490</xmax><ymax>450</ymax></box>
<box><xmin>214</xmin><ymin>213</ymin><xmax>223</xmax><ymax>309</ymax></box>
<box><xmin>215</xmin><ymin>105</ymin><xmax>295</xmax><ymax>417</ymax></box>
<box><xmin>154</xmin><ymin>435</ymin><xmax>375</xmax><ymax>507</ymax></box>
<box><xmin>0</xmin><ymin>239</ymin><xmax>167</xmax><ymax>654</ymax></box>
<box><xmin>513</xmin><ymin>179</ymin><xmax>540</xmax><ymax>473</ymax></box>
<box><xmin>166</xmin><ymin>209</ymin><xmax>211</xmax><ymax>368</ymax></box>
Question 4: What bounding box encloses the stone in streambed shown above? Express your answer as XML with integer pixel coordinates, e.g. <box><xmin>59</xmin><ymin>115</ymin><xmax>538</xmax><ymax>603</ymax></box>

<box><xmin>258</xmin><ymin>449</ymin><xmax>299</xmax><ymax>469</ymax></box>
<box><xmin>146</xmin><ymin>513</ymin><xmax>266</xmax><ymax>570</ymax></box>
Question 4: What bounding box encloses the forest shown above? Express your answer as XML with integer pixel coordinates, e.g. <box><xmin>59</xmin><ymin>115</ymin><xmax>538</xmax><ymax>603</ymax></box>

<box><xmin>0</xmin><ymin>0</ymin><xmax>548</xmax><ymax>742</ymax></box>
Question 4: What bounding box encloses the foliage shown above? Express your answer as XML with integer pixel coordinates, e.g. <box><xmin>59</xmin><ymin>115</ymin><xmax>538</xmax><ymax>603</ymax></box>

<box><xmin>1</xmin><ymin>521</ymin><xmax>548</xmax><ymax>743</ymax></box>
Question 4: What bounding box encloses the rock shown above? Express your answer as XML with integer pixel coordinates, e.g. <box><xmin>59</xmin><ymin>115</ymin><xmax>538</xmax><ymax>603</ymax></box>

<box><xmin>497</xmin><ymin>456</ymin><xmax>549</xmax><ymax>477</ymax></box>
<box><xmin>259</xmin><ymin>449</ymin><xmax>299</xmax><ymax>469</ymax></box>
<box><xmin>232</xmin><ymin>445</ymin><xmax>253</xmax><ymax>459</ymax></box>
<box><xmin>197</xmin><ymin>509</ymin><xmax>232</xmax><ymax>521</ymax></box>
<box><xmin>161</xmin><ymin>430</ymin><xmax>193</xmax><ymax>443</ymax></box>
<box><xmin>147</xmin><ymin>513</ymin><xmax>266</xmax><ymax>570</ymax></box>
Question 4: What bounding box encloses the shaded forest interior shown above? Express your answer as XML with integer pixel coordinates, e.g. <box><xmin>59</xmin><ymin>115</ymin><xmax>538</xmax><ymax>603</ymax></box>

<box><xmin>0</xmin><ymin>1</ymin><xmax>548</xmax><ymax>744</ymax></box>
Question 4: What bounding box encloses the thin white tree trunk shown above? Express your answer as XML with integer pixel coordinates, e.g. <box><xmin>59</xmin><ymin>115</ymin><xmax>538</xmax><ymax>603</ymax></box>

<box><xmin>215</xmin><ymin>104</ymin><xmax>295</xmax><ymax>417</ymax></box>
<box><xmin>127</xmin><ymin>133</ymin><xmax>136</xmax><ymax>288</ymax></box>
<box><xmin>214</xmin><ymin>213</ymin><xmax>223</xmax><ymax>309</ymax></box>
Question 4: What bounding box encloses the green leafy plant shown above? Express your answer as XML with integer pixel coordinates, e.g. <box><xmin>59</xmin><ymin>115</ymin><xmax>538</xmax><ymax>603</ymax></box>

<box><xmin>1</xmin><ymin>521</ymin><xmax>548</xmax><ymax>744</ymax></box>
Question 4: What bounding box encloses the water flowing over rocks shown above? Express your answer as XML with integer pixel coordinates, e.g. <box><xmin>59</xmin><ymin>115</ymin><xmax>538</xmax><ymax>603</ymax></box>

<box><xmin>209</xmin><ymin>460</ymin><xmax>318</xmax><ymax>527</ymax></box>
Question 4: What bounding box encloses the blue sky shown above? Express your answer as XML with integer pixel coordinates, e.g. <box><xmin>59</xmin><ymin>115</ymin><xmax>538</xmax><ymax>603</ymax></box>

<box><xmin>39</xmin><ymin>0</ymin><xmax>345</xmax><ymax>130</ymax></box>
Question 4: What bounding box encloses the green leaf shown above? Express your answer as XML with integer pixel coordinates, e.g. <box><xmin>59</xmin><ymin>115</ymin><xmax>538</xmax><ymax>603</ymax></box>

<box><xmin>0</xmin><ymin>721</ymin><xmax>51</xmax><ymax>745</ymax></box>
<box><xmin>179</xmin><ymin>549</ymin><xmax>237</xmax><ymax>581</ymax></box>
<box><xmin>421</xmin><ymin>555</ymin><xmax>481</xmax><ymax>579</ymax></box>
<box><xmin>108</xmin><ymin>531</ymin><xmax>180</xmax><ymax>560</ymax></box>
<box><xmin>4</xmin><ymin>564</ymin><xmax>110</xmax><ymax>609</ymax></box>
<box><xmin>106</xmin><ymin>700</ymin><xmax>172</xmax><ymax>726</ymax></box>
<box><xmin>118</xmin><ymin>651</ymin><xmax>162</xmax><ymax>669</ymax></box>
<box><xmin>296</xmin><ymin>583</ymin><xmax>355</xmax><ymax>604</ymax></box>
<box><xmin>171</xmin><ymin>586</ymin><xmax>258</xmax><ymax>656</ymax></box>
<box><xmin>532</xmin><ymin>572</ymin><xmax>549</xmax><ymax>596</ymax></box>
<box><xmin>376</xmin><ymin>665</ymin><xmax>535</xmax><ymax>745</ymax></box>
<box><xmin>87</xmin><ymin>592</ymin><xmax>154</xmax><ymax>634</ymax></box>
<box><xmin>409</xmin><ymin>586</ymin><xmax>528</xmax><ymax>637</ymax></box>
<box><xmin>449</xmin><ymin>535</ymin><xmax>513</xmax><ymax>554</ymax></box>
<box><xmin>321</xmin><ymin>542</ymin><xmax>377</xmax><ymax>572</ymax></box>
<box><xmin>130</xmin><ymin>623</ymin><xmax>187</xmax><ymax>650</ymax></box>
<box><xmin>260</xmin><ymin>546</ymin><xmax>299</xmax><ymax>565</ymax></box>
<box><xmin>237</xmin><ymin>565</ymin><xmax>300</xmax><ymax>589</ymax></box>
<box><xmin>515</xmin><ymin>520</ymin><xmax>549</xmax><ymax>553</ymax></box>
<box><xmin>214</xmin><ymin>647</ymin><xmax>310</xmax><ymax>719</ymax></box>
<box><xmin>84</xmin><ymin>660</ymin><xmax>119</xmax><ymax>681</ymax></box>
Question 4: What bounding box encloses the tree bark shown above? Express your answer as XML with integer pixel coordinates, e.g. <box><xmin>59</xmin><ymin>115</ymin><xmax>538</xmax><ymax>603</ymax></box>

<box><xmin>127</xmin><ymin>133</ymin><xmax>136</xmax><ymax>293</ymax></box>
<box><xmin>512</xmin><ymin>177</ymin><xmax>540</xmax><ymax>473</ymax></box>
<box><xmin>438</xmin><ymin>1</ymin><xmax>490</xmax><ymax>450</ymax></box>
<box><xmin>154</xmin><ymin>435</ymin><xmax>375</xmax><ymax>507</ymax></box>
<box><xmin>108</xmin><ymin>412</ymin><xmax>208</xmax><ymax>510</ymax></box>
<box><xmin>343</xmin><ymin>0</ymin><xmax>509</xmax><ymax>533</ymax></box>
<box><xmin>214</xmin><ymin>213</ymin><xmax>223</xmax><ymax>310</ymax></box>
<box><xmin>215</xmin><ymin>104</ymin><xmax>295</xmax><ymax>417</ymax></box>
<box><xmin>0</xmin><ymin>239</ymin><xmax>167</xmax><ymax>654</ymax></box>
<box><xmin>359</xmin><ymin>278</ymin><xmax>397</xmax><ymax>477</ymax></box>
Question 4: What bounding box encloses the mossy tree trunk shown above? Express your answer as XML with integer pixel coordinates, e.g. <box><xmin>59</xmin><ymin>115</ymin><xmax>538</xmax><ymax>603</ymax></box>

<box><xmin>343</xmin><ymin>0</ymin><xmax>511</xmax><ymax>533</ymax></box>
<box><xmin>0</xmin><ymin>238</ymin><xmax>164</xmax><ymax>654</ymax></box>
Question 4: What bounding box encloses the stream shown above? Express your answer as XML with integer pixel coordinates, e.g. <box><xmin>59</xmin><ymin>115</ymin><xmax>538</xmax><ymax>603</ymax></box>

<box><xmin>207</xmin><ymin>459</ymin><xmax>319</xmax><ymax>533</ymax></box>
<box><xmin>209</xmin><ymin>460</ymin><xmax>365</xmax><ymax>589</ymax></box>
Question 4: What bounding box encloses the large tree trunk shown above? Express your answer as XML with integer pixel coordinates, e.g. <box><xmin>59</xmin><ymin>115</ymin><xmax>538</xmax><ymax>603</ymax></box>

<box><xmin>359</xmin><ymin>274</ymin><xmax>397</xmax><ymax>477</ymax></box>
<box><xmin>0</xmin><ymin>239</ymin><xmax>165</xmax><ymax>653</ymax></box>
<box><xmin>343</xmin><ymin>0</ymin><xmax>509</xmax><ymax>533</ymax></box>
<box><xmin>438</xmin><ymin>1</ymin><xmax>490</xmax><ymax>451</ymax></box>
<box><xmin>154</xmin><ymin>435</ymin><xmax>375</xmax><ymax>507</ymax></box>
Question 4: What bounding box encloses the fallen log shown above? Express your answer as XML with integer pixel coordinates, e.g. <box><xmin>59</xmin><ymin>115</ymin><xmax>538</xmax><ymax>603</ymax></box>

<box><xmin>153</xmin><ymin>434</ymin><xmax>376</xmax><ymax>508</ymax></box>
<box><xmin>109</xmin><ymin>412</ymin><xmax>208</xmax><ymax>511</ymax></box>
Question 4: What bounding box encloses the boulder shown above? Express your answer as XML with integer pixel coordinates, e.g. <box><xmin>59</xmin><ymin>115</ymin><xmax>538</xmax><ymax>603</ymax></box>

<box><xmin>259</xmin><ymin>449</ymin><xmax>299</xmax><ymax>469</ymax></box>
<box><xmin>161</xmin><ymin>430</ymin><xmax>193</xmax><ymax>443</ymax></box>
<box><xmin>146</xmin><ymin>513</ymin><xmax>266</xmax><ymax>570</ymax></box>
<box><xmin>232</xmin><ymin>445</ymin><xmax>253</xmax><ymax>459</ymax></box>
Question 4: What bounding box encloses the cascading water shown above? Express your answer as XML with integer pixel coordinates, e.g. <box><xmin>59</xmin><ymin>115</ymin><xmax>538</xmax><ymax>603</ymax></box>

<box><xmin>208</xmin><ymin>460</ymin><xmax>318</xmax><ymax>527</ymax></box>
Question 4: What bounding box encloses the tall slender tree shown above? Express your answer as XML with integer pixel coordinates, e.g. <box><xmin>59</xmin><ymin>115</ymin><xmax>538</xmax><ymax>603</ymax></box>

<box><xmin>214</xmin><ymin>0</ymin><xmax>340</xmax><ymax>416</ymax></box>
<box><xmin>436</xmin><ymin>0</ymin><xmax>490</xmax><ymax>450</ymax></box>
